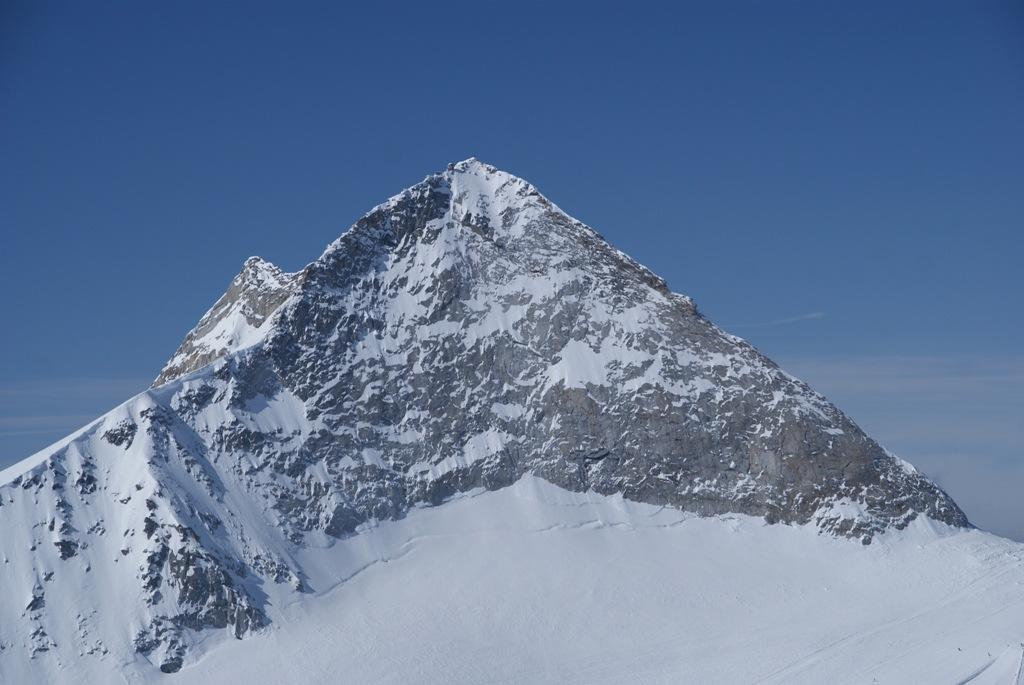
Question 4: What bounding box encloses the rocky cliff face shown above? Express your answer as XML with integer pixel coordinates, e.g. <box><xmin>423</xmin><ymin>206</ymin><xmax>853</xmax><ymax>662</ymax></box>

<box><xmin>0</xmin><ymin>159</ymin><xmax>967</xmax><ymax>676</ymax></box>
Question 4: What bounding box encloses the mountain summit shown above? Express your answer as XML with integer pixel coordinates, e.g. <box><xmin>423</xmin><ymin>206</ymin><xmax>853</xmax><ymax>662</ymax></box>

<box><xmin>155</xmin><ymin>157</ymin><xmax>966</xmax><ymax>538</ymax></box>
<box><xmin>0</xmin><ymin>160</ymin><xmax>983</xmax><ymax>680</ymax></box>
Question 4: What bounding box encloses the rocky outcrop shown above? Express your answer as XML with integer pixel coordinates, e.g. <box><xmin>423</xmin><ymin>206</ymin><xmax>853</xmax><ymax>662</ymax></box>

<box><xmin>154</xmin><ymin>256</ymin><xmax>299</xmax><ymax>386</ymax></box>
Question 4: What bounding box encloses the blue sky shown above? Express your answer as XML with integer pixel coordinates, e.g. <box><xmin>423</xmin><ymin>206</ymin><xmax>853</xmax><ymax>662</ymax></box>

<box><xmin>1</xmin><ymin>1</ymin><xmax>1021</xmax><ymax>538</ymax></box>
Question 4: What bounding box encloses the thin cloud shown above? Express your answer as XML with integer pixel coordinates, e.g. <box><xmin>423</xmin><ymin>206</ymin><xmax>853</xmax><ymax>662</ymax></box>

<box><xmin>779</xmin><ymin>356</ymin><xmax>1024</xmax><ymax>395</ymax></box>
<box><xmin>728</xmin><ymin>311</ymin><xmax>826</xmax><ymax>329</ymax></box>
<box><xmin>0</xmin><ymin>377</ymin><xmax>148</xmax><ymax>467</ymax></box>
<box><xmin>0</xmin><ymin>414</ymin><xmax>100</xmax><ymax>437</ymax></box>
<box><xmin>778</xmin><ymin>354</ymin><xmax>1024</xmax><ymax>541</ymax></box>
<box><xmin>0</xmin><ymin>377</ymin><xmax>149</xmax><ymax>400</ymax></box>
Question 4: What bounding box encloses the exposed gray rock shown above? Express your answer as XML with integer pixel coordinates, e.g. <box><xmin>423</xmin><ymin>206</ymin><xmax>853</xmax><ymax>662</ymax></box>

<box><xmin>155</xmin><ymin>158</ymin><xmax>965</xmax><ymax>543</ymax></box>
<box><xmin>154</xmin><ymin>256</ymin><xmax>299</xmax><ymax>386</ymax></box>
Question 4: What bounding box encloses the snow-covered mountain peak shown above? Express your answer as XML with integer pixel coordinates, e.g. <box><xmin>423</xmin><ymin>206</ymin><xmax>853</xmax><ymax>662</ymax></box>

<box><xmin>0</xmin><ymin>160</ymin><xmax>983</xmax><ymax>678</ymax></box>
<box><xmin>146</xmin><ymin>159</ymin><xmax>965</xmax><ymax>541</ymax></box>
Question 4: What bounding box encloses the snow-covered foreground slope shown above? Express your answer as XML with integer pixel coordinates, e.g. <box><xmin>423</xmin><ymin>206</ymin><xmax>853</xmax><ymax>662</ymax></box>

<box><xmin>7</xmin><ymin>474</ymin><xmax>1021</xmax><ymax>684</ymax></box>
<box><xmin>150</xmin><ymin>479</ymin><xmax>1024</xmax><ymax>683</ymax></box>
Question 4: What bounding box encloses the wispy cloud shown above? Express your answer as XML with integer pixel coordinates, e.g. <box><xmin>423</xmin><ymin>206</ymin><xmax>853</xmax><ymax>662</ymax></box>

<box><xmin>0</xmin><ymin>414</ymin><xmax>101</xmax><ymax>437</ymax></box>
<box><xmin>778</xmin><ymin>354</ymin><xmax>1024</xmax><ymax>540</ymax></box>
<box><xmin>0</xmin><ymin>377</ymin><xmax>150</xmax><ymax>401</ymax></box>
<box><xmin>0</xmin><ymin>377</ymin><xmax>148</xmax><ymax>465</ymax></box>
<box><xmin>728</xmin><ymin>311</ymin><xmax>826</xmax><ymax>329</ymax></box>
<box><xmin>778</xmin><ymin>355</ymin><xmax>1024</xmax><ymax>394</ymax></box>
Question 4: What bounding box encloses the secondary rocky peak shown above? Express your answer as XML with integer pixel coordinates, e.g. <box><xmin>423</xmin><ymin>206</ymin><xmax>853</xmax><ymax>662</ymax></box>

<box><xmin>153</xmin><ymin>255</ymin><xmax>299</xmax><ymax>386</ymax></box>
<box><xmin>239</xmin><ymin>255</ymin><xmax>288</xmax><ymax>284</ymax></box>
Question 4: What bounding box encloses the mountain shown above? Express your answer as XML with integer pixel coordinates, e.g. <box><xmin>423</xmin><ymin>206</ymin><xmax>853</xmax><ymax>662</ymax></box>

<box><xmin>155</xmin><ymin>158</ymin><xmax>967</xmax><ymax>538</ymax></box>
<box><xmin>0</xmin><ymin>159</ymin><xmax>1019</xmax><ymax>684</ymax></box>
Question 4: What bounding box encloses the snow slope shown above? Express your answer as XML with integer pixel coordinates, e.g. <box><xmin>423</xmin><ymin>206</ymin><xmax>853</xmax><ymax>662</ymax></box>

<box><xmin>5</xmin><ymin>474</ymin><xmax>1022</xmax><ymax>684</ymax></box>
<box><xmin>154</xmin><ymin>479</ymin><xmax>1024</xmax><ymax>684</ymax></box>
